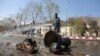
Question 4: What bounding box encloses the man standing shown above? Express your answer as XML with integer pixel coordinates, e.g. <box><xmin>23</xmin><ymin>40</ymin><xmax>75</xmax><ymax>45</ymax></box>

<box><xmin>54</xmin><ymin>13</ymin><xmax>60</xmax><ymax>33</ymax></box>
<box><xmin>54</xmin><ymin>13</ymin><xmax>62</xmax><ymax>51</ymax></box>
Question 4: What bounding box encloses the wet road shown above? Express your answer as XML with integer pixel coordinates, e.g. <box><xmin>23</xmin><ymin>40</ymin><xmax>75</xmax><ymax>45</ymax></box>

<box><xmin>0</xmin><ymin>34</ymin><xmax>100</xmax><ymax>56</ymax></box>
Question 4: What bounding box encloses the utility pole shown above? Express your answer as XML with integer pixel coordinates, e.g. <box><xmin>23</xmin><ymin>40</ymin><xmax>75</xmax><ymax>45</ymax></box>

<box><xmin>66</xmin><ymin>0</ymin><xmax>70</xmax><ymax>24</ymax></box>
<box><xmin>20</xmin><ymin>13</ymin><xmax>22</xmax><ymax>27</ymax></box>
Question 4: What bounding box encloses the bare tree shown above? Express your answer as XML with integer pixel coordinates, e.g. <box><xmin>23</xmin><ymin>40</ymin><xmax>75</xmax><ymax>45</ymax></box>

<box><xmin>21</xmin><ymin>6</ymin><xmax>29</xmax><ymax>25</ymax></box>
<box><xmin>15</xmin><ymin>12</ymin><xmax>23</xmax><ymax>27</ymax></box>
<box><xmin>15</xmin><ymin>0</ymin><xmax>60</xmax><ymax>25</ymax></box>
<box><xmin>27</xmin><ymin>1</ymin><xmax>43</xmax><ymax>25</ymax></box>
<box><xmin>45</xmin><ymin>0</ymin><xmax>59</xmax><ymax>22</ymax></box>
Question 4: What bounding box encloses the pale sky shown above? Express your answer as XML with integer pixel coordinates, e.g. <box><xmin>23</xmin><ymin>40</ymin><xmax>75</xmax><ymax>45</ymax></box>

<box><xmin>0</xmin><ymin>0</ymin><xmax>100</xmax><ymax>21</ymax></box>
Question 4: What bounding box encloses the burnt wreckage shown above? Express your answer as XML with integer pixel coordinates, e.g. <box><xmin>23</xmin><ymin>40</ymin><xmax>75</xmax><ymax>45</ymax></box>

<box><xmin>21</xmin><ymin>29</ymin><xmax>35</xmax><ymax>35</ymax></box>
<box><xmin>44</xmin><ymin>31</ymin><xmax>72</xmax><ymax>55</ymax></box>
<box><xmin>16</xmin><ymin>28</ymin><xmax>71</xmax><ymax>55</ymax></box>
<box><xmin>16</xmin><ymin>38</ymin><xmax>38</xmax><ymax>55</ymax></box>
<box><xmin>16</xmin><ymin>30</ymin><xmax>72</xmax><ymax>55</ymax></box>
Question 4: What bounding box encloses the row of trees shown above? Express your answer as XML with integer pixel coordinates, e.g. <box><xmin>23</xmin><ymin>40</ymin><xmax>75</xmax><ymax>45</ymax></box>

<box><xmin>67</xmin><ymin>17</ymin><xmax>99</xmax><ymax>36</ymax></box>
<box><xmin>15</xmin><ymin>0</ymin><xmax>60</xmax><ymax>27</ymax></box>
